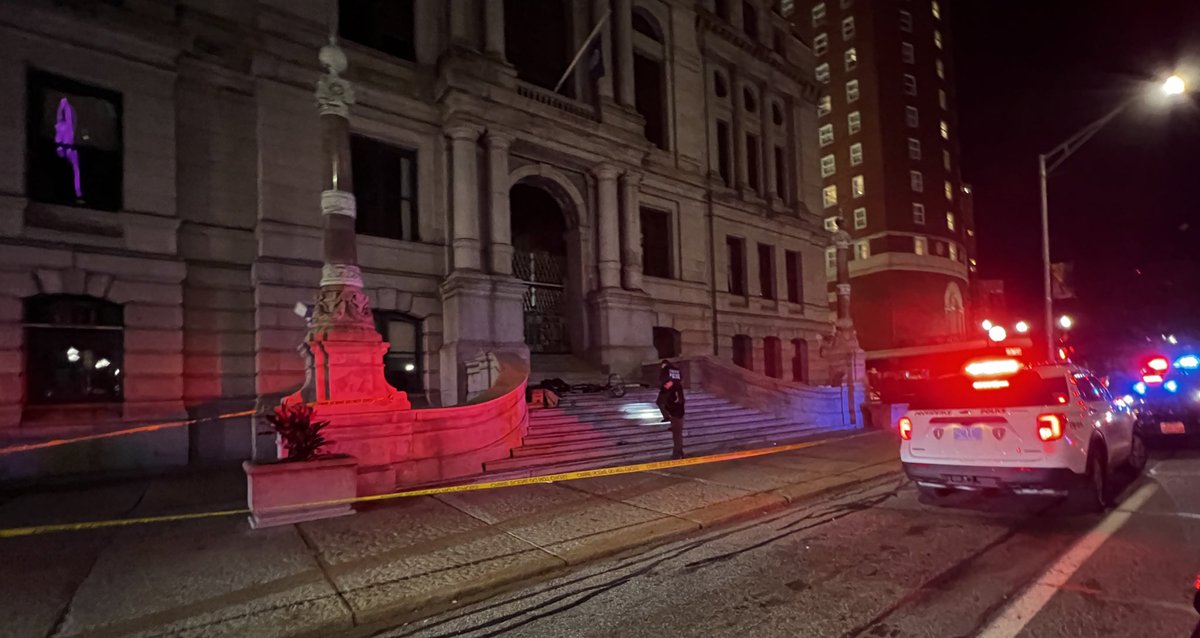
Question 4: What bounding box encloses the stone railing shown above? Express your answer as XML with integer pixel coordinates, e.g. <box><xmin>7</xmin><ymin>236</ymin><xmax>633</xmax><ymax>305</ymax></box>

<box><xmin>643</xmin><ymin>355</ymin><xmax>859</xmax><ymax>428</ymax></box>
<box><xmin>516</xmin><ymin>81</ymin><xmax>599</xmax><ymax>121</ymax></box>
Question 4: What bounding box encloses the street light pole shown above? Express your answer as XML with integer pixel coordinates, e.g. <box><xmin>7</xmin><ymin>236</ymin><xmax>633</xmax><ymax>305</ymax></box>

<box><xmin>1039</xmin><ymin>152</ymin><xmax>1052</xmax><ymax>359</ymax></box>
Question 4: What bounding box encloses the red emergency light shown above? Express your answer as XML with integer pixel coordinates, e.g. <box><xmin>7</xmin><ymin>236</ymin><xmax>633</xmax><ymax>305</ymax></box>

<box><xmin>1147</xmin><ymin>357</ymin><xmax>1170</xmax><ymax>372</ymax></box>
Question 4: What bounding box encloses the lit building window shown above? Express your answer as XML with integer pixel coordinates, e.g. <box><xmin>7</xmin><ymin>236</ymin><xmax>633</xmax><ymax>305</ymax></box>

<box><xmin>375</xmin><ymin>312</ymin><xmax>424</xmax><ymax>393</ymax></box>
<box><xmin>842</xmin><ymin>16</ymin><xmax>856</xmax><ymax>40</ymax></box>
<box><xmin>949</xmin><ymin>243</ymin><xmax>959</xmax><ymax>261</ymax></box>
<box><xmin>814</xmin><ymin>33</ymin><xmax>829</xmax><ymax>56</ymax></box>
<box><xmin>853</xmin><ymin>207</ymin><xmax>867</xmax><ymax>229</ymax></box>
<box><xmin>845</xmin><ymin>47</ymin><xmax>858</xmax><ymax>71</ymax></box>
<box><xmin>934</xmin><ymin>30</ymin><xmax>943</xmax><ymax>49</ymax></box>
<box><xmin>899</xmin><ymin>9</ymin><xmax>913</xmax><ymax>32</ymax></box>
<box><xmin>850</xmin><ymin>142</ymin><xmax>863</xmax><ymax>166</ymax></box>
<box><xmin>902</xmin><ymin>42</ymin><xmax>915</xmax><ymax>64</ymax></box>
<box><xmin>816</xmin><ymin>63</ymin><xmax>830</xmax><ymax>84</ymax></box>
<box><xmin>846</xmin><ymin>79</ymin><xmax>860</xmax><ymax>102</ymax></box>
<box><xmin>780</xmin><ymin>0</ymin><xmax>795</xmax><ymax>18</ymax></box>
<box><xmin>852</xmin><ymin>175</ymin><xmax>865</xmax><ymax>198</ymax></box>
<box><xmin>910</xmin><ymin>170</ymin><xmax>924</xmax><ymax>192</ymax></box>
<box><xmin>824</xmin><ymin>216</ymin><xmax>839</xmax><ymax>231</ymax></box>
<box><xmin>940</xmin><ymin>120</ymin><xmax>950</xmax><ymax>139</ymax></box>
<box><xmin>24</xmin><ymin>295</ymin><xmax>124</xmax><ymax>404</ymax></box>
<box><xmin>943</xmin><ymin>149</ymin><xmax>952</xmax><ymax>170</ymax></box>
<box><xmin>822</xmin><ymin>184</ymin><xmax>838</xmax><ymax>208</ymax></box>
<box><xmin>913</xmin><ymin>202</ymin><xmax>926</xmax><ymax>224</ymax></box>
<box><xmin>932</xmin><ymin>0</ymin><xmax>941</xmax><ymax>19</ymax></box>
<box><xmin>947</xmin><ymin>211</ymin><xmax>956</xmax><ymax>230</ymax></box>
<box><xmin>812</xmin><ymin>3</ymin><xmax>826</xmax><ymax>27</ymax></box>
<box><xmin>907</xmin><ymin>137</ymin><xmax>921</xmax><ymax>159</ymax></box>
<box><xmin>905</xmin><ymin>106</ymin><xmax>919</xmax><ymax>127</ymax></box>
<box><xmin>944</xmin><ymin>180</ymin><xmax>953</xmax><ymax>201</ymax></box>
<box><xmin>818</xmin><ymin>94</ymin><xmax>832</xmax><ymax>116</ymax></box>
<box><xmin>904</xmin><ymin>74</ymin><xmax>917</xmax><ymax>96</ymax></box>
<box><xmin>821</xmin><ymin>153</ymin><xmax>836</xmax><ymax>177</ymax></box>
<box><xmin>819</xmin><ymin>123</ymin><xmax>834</xmax><ymax>146</ymax></box>
<box><xmin>939</xmin><ymin>89</ymin><xmax>948</xmax><ymax>110</ymax></box>
<box><xmin>937</xmin><ymin>59</ymin><xmax>945</xmax><ymax>79</ymax></box>
<box><xmin>856</xmin><ymin>241</ymin><xmax>870</xmax><ymax>260</ymax></box>
<box><xmin>848</xmin><ymin>110</ymin><xmax>862</xmax><ymax>134</ymax></box>
<box><xmin>914</xmin><ymin>236</ymin><xmax>927</xmax><ymax>255</ymax></box>
<box><xmin>825</xmin><ymin>246</ymin><xmax>837</xmax><ymax>275</ymax></box>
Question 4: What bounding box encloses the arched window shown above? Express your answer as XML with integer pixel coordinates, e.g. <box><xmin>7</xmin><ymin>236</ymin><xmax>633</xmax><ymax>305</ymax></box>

<box><xmin>772</xmin><ymin>102</ymin><xmax>784</xmax><ymax>126</ymax></box>
<box><xmin>792</xmin><ymin>338</ymin><xmax>809</xmax><ymax>383</ymax></box>
<box><xmin>944</xmin><ymin>283</ymin><xmax>966</xmax><ymax>335</ymax></box>
<box><xmin>732</xmin><ymin>334</ymin><xmax>754</xmax><ymax>370</ymax></box>
<box><xmin>632</xmin><ymin>7</ymin><xmax>668</xmax><ymax>150</ymax></box>
<box><xmin>374</xmin><ymin>311</ymin><xmax>423</xmax><ymax>393</ymax></box>
<box><xmin>764</xmin><ymin>336</ymin><xmax>782</xmax><ymax>378</ymax></box>
<box><xmin>24</xmin><ymin>294</ymin><xmax>123</xmax><ymax>404</ymax></box>
<box><xmin>743</xmin><ymin>86</ymin><xmax>758</xmax><ymax>113</ymax></box>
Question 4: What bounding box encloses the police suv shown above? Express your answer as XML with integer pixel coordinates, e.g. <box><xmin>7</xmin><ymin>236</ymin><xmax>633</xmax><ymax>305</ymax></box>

<box><xmin>899</xmin><ymin>358</ymin><xmax>1147</xmax><ymax>509</ymax></box>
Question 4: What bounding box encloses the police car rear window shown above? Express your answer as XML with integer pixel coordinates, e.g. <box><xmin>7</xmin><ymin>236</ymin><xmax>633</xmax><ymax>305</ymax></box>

<box><xmin>907</xmin><ymin>371</ymin><xmax>1070</xmax><ymax>410</ymax></box>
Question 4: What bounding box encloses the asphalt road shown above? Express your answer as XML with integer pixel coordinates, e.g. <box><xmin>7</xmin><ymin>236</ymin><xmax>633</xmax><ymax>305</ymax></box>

<box><xmin>376</xmin><ymin>445</ymin><xmax>1200</xmax><ymax>638</ymax></box>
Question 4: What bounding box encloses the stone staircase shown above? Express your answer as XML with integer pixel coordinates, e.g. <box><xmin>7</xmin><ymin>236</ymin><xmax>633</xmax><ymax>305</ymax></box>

<box><xmin>528</xmin><ymin>354</ymin><xmax>612</xmax><ymax>387</ymax></box>
<box><xmin>480</xmin><ymin>387</ymin><xmax>846</xmax><ymax>479</ymax></box>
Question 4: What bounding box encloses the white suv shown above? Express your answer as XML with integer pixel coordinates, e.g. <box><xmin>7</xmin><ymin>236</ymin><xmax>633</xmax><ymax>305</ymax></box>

<box><xmin>899</xmin><ymin>358</ymin><xmax>1147</xmax><ymax>509</ymax></box>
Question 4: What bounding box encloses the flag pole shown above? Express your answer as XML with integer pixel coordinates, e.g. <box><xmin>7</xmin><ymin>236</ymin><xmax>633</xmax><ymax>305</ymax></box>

<box><xmin>553</xmin><ymin>9</ymin><xmax>611</xmax><ymax>94</ymax></box>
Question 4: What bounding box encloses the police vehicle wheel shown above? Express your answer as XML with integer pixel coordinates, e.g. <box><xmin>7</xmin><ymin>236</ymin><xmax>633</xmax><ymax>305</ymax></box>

<box><xmin>916</xmin><ymin>485</ymin><xmax>951</xmax><ymax>504</ymax></box>
<box><xmin>1125</xmin><ymin>433</ymin><xmax>1148</xmax><ymax>474</ymax></box>
<box><xmin>1074</xmin><ymin>452</ymin><xmax>1110</xmax><ymax>513</ymax></box>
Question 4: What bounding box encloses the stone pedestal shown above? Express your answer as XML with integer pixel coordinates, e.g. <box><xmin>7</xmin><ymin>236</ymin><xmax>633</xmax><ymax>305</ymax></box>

<box><xmin>821</xmin><ymin>330</ymin><xmax>867</xmax><ymax>427</ymax></box>
<box><xmin>438</xmin><ymin>271</ymin><xmax>529</xmax><ymax>405</ymax></box>
<box><xmin>587</xmin><ymin>288</ymin><xmax>656</xmax><ymax>378</ymax></box>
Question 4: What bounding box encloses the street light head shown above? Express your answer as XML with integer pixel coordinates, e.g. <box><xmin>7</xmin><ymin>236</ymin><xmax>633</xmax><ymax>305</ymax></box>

<box><xmin>1163</xmin><ymin>74</ymin><xmax>1187</xmax><ymax>96</ymax></box>
<box><xmin>1015</xmin><ymin>320</ymin><xmax>1030</xmax><ymax>334</ymax></box>
<box><xmin>1058</xmin><ymin>315</ymin><xmax>1074</xmax><ymax>330</ymax></box>
<box><xmin>981</xmin><ymin>319</ymin><xmax>993</xmax><ymax>331</ymax></box>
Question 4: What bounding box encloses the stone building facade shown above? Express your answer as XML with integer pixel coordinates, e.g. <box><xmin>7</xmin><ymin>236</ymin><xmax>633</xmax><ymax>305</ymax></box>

<box><xmin>0</xmin><ymin>0</ymin><xmax>833</xmax><ymax>473</ymax></box>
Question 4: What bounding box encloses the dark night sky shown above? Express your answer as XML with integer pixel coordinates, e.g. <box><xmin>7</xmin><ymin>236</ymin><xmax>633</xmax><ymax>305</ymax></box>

<box><xmin>952</xmin><ymin>0</ymin><xmax>1200</xmax><ymax>349</ymax></box>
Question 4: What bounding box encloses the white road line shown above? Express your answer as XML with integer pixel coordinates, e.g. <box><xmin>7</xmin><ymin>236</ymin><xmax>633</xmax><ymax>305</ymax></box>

<box><xmin>975</xmin><ymin>483</ymin><xmax>1159</xmax><ymax>638</ymax></box>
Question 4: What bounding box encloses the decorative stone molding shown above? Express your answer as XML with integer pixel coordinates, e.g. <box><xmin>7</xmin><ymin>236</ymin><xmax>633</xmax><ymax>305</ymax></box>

<box><xmin>321</xmin><ymin>190</ymin><xmax>357</xmax><ymax>218</ymax></box>
<box><xmin>315</xmin><ymin>41</ymin><xmax>355</xmax><ymax>118</ymax></box>
<box><xmin>592</xmin><ymin>163</ymin><xmax>620</xmax><ymax>180</ymax></box>
<box><xmin>320</xmin><ymin>263</ymin><xmax>364</xmax><ymax>288</ymax></box>
<box><xmin>445</xmin><ymin>122</ymin><xmax>484</xmax><ymax>142</ymax></box>
<box><xmin>485</xmin><ymin>130</ymin><xmax>515</xmax><ymax>149</ymax></box>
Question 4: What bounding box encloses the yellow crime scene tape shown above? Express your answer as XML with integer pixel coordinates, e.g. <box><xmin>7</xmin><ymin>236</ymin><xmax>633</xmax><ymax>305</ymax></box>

<box><xmin>0</xmin><ymin>431</ymin><xmax>876</xmax><ymax>539</ymax></box>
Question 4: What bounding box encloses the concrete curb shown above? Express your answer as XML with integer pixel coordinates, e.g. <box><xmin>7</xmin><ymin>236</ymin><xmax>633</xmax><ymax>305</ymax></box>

<box><xmin>337</xmin><ymin>462</ymin><xmax>905</xmax><ymax>637</ymax></box>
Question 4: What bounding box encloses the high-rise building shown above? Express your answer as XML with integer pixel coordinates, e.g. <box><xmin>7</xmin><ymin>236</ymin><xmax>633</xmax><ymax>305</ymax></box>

<box><xmin>794</xmin><ymin>0</ymin><xmax>975</xmax><ymax>351</ymax></box>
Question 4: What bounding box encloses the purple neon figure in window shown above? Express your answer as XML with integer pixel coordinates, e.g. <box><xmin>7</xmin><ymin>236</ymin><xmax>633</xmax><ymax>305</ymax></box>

<box><xmin>54</xmin><ymin>97</ymin><xmax>82</xmax><ymax>198</ymax></box>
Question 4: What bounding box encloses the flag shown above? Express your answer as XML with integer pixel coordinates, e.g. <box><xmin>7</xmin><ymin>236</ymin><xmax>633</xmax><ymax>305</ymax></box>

<box><xmin>587</xmin><ymin>38</ymin><xmax>605</xmax><ymax>83</ymax></box>
<box><xmin>1051</xmin><ymin>262</ymin><xmax>1075</xmax><ymax>300</ymax></box>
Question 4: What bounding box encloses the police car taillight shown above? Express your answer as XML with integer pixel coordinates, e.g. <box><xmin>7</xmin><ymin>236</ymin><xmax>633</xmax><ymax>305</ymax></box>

<box><xmin>898</xmin><ymin>416</ymin><xmax>913</xmax><ymax>440</ymax></box>
<box><xmin>1037</xmin><ymin>414</ymin><xmax>1064</xmax><ymax>442</ymax></box>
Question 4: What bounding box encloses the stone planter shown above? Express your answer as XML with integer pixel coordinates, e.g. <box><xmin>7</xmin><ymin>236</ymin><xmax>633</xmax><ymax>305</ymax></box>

<box><xmin>242</xmin><ymin>455</ymin><xmax>358</xmax><ymax>529</ymax></box>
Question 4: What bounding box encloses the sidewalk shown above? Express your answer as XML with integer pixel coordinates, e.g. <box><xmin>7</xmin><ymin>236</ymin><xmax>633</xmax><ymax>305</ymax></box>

<box><xmin>0</xmin><ymin>431</ymin><xmax>900</xmax><ymax>638</ymax></box>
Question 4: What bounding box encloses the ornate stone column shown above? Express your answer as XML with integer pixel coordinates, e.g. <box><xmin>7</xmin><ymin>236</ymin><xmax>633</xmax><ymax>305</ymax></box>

<box><xmin>595</xmin><ymin>164</ymin><xmax>622</xmax><ymax>289</ymax></box>
<box><xmin>613</xmin><ymin>0</ymin><xmax>635</xmax><ymax>108</ymax></box>
<box><xmin>486</xmin><ymin>131</ymin><xmax>514</xmax><ymax>275</ymax></box>
<box><xmin>821</xmin><ymin>221</ymin><xmax>866</xmax><ymax>426</ymax></box>
<box><xmin>620</xmin><ymin>170</ymin><xmax>644</xmax><ymax>291</ymax></box>
<box><xmin>447</xmin><ymin>123</ymin><xmax>484</xmax><ymax>272</ymax></box>
<box><xmin>485</xmin><ymin>0</ymin><xmax>506</xmax><ymax>59</ymax></box>
<box><xmin>833</xmin><ymin>226</ymin><xmax>854</xmax><ymax>335</ymax></box>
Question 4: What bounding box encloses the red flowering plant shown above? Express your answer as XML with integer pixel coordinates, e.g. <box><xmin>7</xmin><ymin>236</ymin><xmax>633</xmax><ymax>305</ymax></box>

<box><xmin>263</xmin><ymin>402</ymin><xmax>333</xmax><ymax>462</ymax></box>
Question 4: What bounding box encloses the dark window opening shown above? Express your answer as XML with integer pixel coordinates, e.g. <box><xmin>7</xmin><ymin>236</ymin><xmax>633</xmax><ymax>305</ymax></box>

<box><xmin>727</xmin><ymin>236</ymin><xmax>747</xmax><ymax>296</ymax></box>
<box><xmin>732</xmin><ymin>334</ymin><xmax>754</xmax><ymax>370</ymax></box>
<box><xmin>653</xmin><ymin>326</ymin><xmax>682</xmax><ymax>359</ymax></box>
<box><xmin>505</xmin><ymin>0</ymin><xmax>574</xmax><ymax>96</ymax></box>
<box><xmin>24</xmin><ymin>295</ymin><xmax>123</xmax><ymax>405</ymax></box>
<box><xmin>743</xmin><ymin>87</ymin><xmax>758</xmax><ymax>113</ymax></box>
<box><xmin>758</xmin><ymin>243</ymin><xmax>775</xmax><ymax>299</ymax></box>
<box><xmin>742</xmin><ymin>1</ymin><xmax>759</xmax><ymax>39</ymax></box>
<box><xmin>785</xmin><ymin>249</ymin><xmax>803</xmax><ymax>304</ymax></box>
<box><xmin>714</xmin><ymin>72</ymin><xmax>729</xmax><ymax>98</ymax></box>
<box><xmin>716</xmin><ymin>0</ymin><xmax>731</xmax><ymax>21</ymax></box>
<box><xmin>26</xmin><ymin>70</ymin><xmax>123</xmax><ymax>211</ymax></box>
<box><xmin>634</xmin><ymin>53</ymin><xmax>667</xmax><ymax>149</ymax></box>
<box><xmin>640</xmin><ymin>207</ymin><xmax>673</xmax><ymax>279</ymax></box>
<box><xmin>792</xmin><ymin>338</ymin><xmax>809</xmax><ymax>383</ymax></box>
<box><xmin>633</xmin><ymin>11</ymin><xmax>662</xmax><ymax>41</ymax></box>
<box><xmin>772</xmin><ymin>102</ymin><xmax>784</xmax><ymax>125</ymax></box>
<box><xmin>773</xmin><ymin>29</ymin><xmax>786</xmax><ymax>54</ymax></box>
<box><xmin>764</xmin><ymin>336</ymin><xmax>782</xmax><ymax>378</ymax></box>
<box><xmin>774</xmin><ymin>145</ymin><xmax>787</xmax><ymax>199</ymax></box>
<box><xmin>351</xmin><ymin>135</ymin><xmax>419</xmax><ymax>241</ymax></box>
<box><xmin>717</xmin><ymin>120</ymin><xmax>733</xmax><ymax>186</ymax></box>
<box><xmin>374</xmin><ymin>311</ymin><xmax>423</xmax><ymax>394</ymax></box>
<box><xmin>339</xmin><ymin>0</ymin><xmax>416</xmax><ymax>60</ymax></box>
<box><xmin>746</xmin><ymin>134</ymin><xmax>761</xmax><ymax>192</ymax></box>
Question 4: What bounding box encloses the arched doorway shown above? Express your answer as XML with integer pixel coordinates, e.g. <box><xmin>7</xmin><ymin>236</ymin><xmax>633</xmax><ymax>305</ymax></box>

<box><xmin>511</xmin><ymin>182</ymin><xmax>572</xmax><ymax>354</ymax></box>
<box><xmin>944</xmin><ymin>282</ymin><xmax>966</xmax><ymax>336</ymax></box>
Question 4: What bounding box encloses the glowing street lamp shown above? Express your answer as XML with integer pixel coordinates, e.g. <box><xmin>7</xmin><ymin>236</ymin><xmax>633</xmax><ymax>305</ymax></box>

<box><xmin>1163</xmin><ymin>74</ymin><xmax>1187</xmax><ymax>96</ymax></box>
<box><xmin>1057</xmin><ymin>315</ymin><xmax>1073</xmax><ymax>330</ymax></box>
<box><xmin>988</xmin><ymin>325</ymin><xmax>1008</xmax><ymax>343</ymax></box>
<box><xmin>981</xmin><ymin>319</ymin><xmax>993</xmax><ymax>331</ymax></box>
<box><xmin>1014</xmin><ymin>320</ymin><xmax>1030</xmax><ymax>334</ymax></box>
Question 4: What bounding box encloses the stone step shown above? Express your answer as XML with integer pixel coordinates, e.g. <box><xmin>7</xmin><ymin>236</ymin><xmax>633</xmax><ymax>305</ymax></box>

<box><xmin>485</xmin><ymin>423</ymin><xmax>843</xmax><ymax>474</ymax></box>
<box><xmin>527</xmin><ymin>404</ymin><xmax>759</xmax><ymax>435</ymax></box>
<box><xmin>528</xmin><ymin>398</ymin><xmax>739</xmax><ymax>426</ymax></box>
<box><xmin>516</xmin><ymin>416</ymin><xmax>797</xmax><ymax>456</ymax></box>
<box><xmin>486</xmin><ymin>421</ymin><xmax>833</xmax><ymax>473</ymax></box>
<box><xmin>523</xmin><ymin>410</ymin><xmax>788</xmax><ymax>443</ymax></box>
